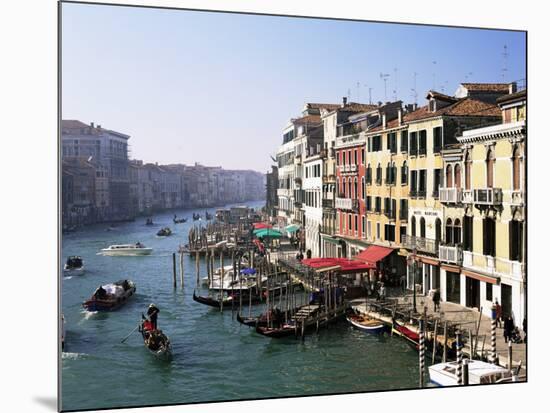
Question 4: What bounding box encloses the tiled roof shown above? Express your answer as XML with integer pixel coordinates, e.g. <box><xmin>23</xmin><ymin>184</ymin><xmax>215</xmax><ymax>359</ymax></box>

<box><xmin>427</xmin><ymin>90</ymin><xmax>457</xmax><ymax>102</ymax></box>
<box><xmin>305</xmin><ymin>103</ymin><xmax>342</xmax><ymax>110</ymax></box>
<box><xmin>403</xmin><ymin>98</ymin><xmax>500</xmax><ymax>122</ymax></box>
<box><xmin>342</xmin><ymin>103</ymin><xmax>380</xmax><ymax>113</ymax></box>
<box><xmin>460</xmin><ymin>83</ymin><xmax>510</xmax><ymax>92</ymax></box>
<box><xmin>366</xmin><ymin>117</ymin><xmax>403</xmax><ymax>134</ymax></box>
<box><xmin>496</xmin><ymin>89</ymin><xmax>526</xmax><ymax>104</ymax></box>
<box><xmin>292</xmin><ymin>115</ymin><xmax>322</xmax><ymax>125</ymax></box>
<box><xmin>61</xmin><ymin>120</ymin><xmax>90</xmax><ymax>129</ymax></box>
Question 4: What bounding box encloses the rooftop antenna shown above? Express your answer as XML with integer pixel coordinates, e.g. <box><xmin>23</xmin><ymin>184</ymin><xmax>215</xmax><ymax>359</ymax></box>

<box><xmin>411</xmin><ymin>72</ymin><xmax>418</xmax><ymax>105</ymax></box>
<box><xmin>465</xmin><ymin>72</ymin><xmax>473</xmax><ymax>82</ymax></box>
<box><xmin>347</xmin><ymin>88</ymin><xmax>351</xmax><ymax>101</ymax></box>
<box><xmin>502</xmin><ymin>44</ymin><xmax>509</xmax><ymax>82</ymax></box>
<box><xmin>379</xmin><ymin>73</ymin><xmax>390</xmax><ymax>102</ymax></box>
<box><xmin>440</xmin><ymin>80</ymin><xmax>449</xmax><ymax>94</ymax></box>
<box><xmin>363</xmin><ymin>84</ymin><xmax>373</xmax><ymax>104</ymax></box>
<box><xmin>356</xmin><ymin>81</ymin><xmax>361</xmax><ymax>101</ymax></box>
<box><xmin>432</xmin><ymin>61</ymin><xmax>437</xmax><ymax>90</ymax></box>
<box><xmin>393</xmin><ymin>67</ymin><xmax>398</xmax><ymax>101</ymax></box>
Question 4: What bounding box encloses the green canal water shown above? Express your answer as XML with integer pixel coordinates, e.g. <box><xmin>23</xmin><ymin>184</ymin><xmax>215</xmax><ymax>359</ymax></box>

<box><xmin>61</xmin><ymin>201</ymin><xmax>420</xmax><ymax>411</ymax></box>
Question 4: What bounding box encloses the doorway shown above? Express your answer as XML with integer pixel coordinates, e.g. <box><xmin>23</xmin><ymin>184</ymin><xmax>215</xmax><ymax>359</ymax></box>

<box><xmin>465</xmin><ymin>277</ymin><xmax>480</xmax><ymax>309</ymax></box>
<box><xmin>501</xmin><ymin>283</ymin><xmax>512</xmax><ymax>318</ymax></box>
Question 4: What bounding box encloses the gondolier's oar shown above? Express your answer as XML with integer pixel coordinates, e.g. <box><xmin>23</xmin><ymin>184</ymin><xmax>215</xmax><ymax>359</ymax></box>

<box><xmin>121</xmin><ymin>323</ymin><xmax>141</xmax><ymax>343</ymax></box>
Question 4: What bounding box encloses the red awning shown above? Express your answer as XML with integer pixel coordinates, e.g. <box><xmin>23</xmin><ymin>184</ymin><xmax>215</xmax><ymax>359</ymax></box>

<box><xmin>354</xmin><ymin>246</ymin><xmax>394</xmax><ymax>264</ymax></box>
<box><xmin>301</xmin><ymin>258</ymin><xmax>375</xmax><ymax>273</ymax></box>
<box><xmin>252</xmin><ymin>222</ymin><xmax>272</xmax><ymax>229</ymax></box>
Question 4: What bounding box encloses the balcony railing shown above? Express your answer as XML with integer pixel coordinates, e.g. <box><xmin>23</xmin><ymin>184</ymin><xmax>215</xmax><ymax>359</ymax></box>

<box><xmin>350</xmin><ymin>164</ymin><xmax>357</xmax><ymax>172</ymax></box>
<box><xmin>511</xmin><ymin>190</ymin><xmax>524</xmax><ymax>206</ymax></box>
<box><xmin>473</xmin><ymin>188</ymin><xmax>503</xmax><ymax>205</ymax></box>
<box><xmin>335</xmin><ymin>197</ymin><xmax>359</xmax><ymax>211</ymax></box>
<box><xmin>439</xmin><ymin>244</ymin><xmax>463</xmax><ymax>264</ymax></box>
<box><xmin>384</xmin><ymin>210</ymin><xmax>396</xmax><ymax>220</ymax></box>
<box><xmin>294</xmin><ymin>201</ymin><xmax>303</xmax><ymax>208</ymax></box>
<box><xmin>401</xmin><ymin>235</ymin><xmax>439</xmax><ymax>256</ymax></box>
<box><xmin>439</xmin><ymin>187</ymin><xmax>462</xmax><ymax>204</ymax></box>
<box><xmin>322</xmin><ymin>199</ymin><xmax>335</xmax><ymax>209</ymax></box>
<box><xmin>462</xmin><ymin>190</ymin><xmax>473</xmax><ymax>204</ymax></box>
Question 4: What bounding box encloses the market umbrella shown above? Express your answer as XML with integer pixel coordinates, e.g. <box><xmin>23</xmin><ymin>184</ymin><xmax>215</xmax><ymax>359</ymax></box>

<box><xmin>240</xmin><ymin>267</ymin><xmax>257</xmax><ymax>275</ymax></box>
<box><xmin>285</xmin><ymin>224</ymin><xmax>300</xmax><ymax>233</ymax></box>
<box><xmin>254</xmin><ymin>228</ymin><xmax>283</xmax><ymax>238</ymax></box>
<box><xmin>252</xmin><ymin>222</ymin><xmax>272</xmax><ymax>230</ymax></box>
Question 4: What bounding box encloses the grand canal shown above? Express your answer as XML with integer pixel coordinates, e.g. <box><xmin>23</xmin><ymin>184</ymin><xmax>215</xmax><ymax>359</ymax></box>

<box><xmin>61</xmin><ymin>201</ymin><xmax>419</xmax><ymax>411</ymax></box>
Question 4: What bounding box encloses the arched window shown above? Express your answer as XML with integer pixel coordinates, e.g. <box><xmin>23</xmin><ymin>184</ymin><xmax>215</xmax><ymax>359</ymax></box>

<box><xmin>446</xmin><ymin>164</ymin><xmax>453</xmax><ymax>188</ymax></box>
<box><xmin>366</xmin><ymin>164</ymin><xmax>372</xmax><ymax>184</ymax></box>
<box><xmin>435</xmin><ymin>218</ymin><xmax>442</xmax><ymax>243</ymax></box>
<box><xmin>465</xmin><ymin>151</ymin><xmax>472</xmax><ymax>190</ymax></box>
<box><xmin>361</xmin><ymin>177</ymin><xmax>365</xmax><ymax>199</ymax></box>
<box><xmin>353</xmin><ymin>177</ymin><xmax>358</xmax><ymax>199</ymax></box>
<box><xmin>401</xmin><ymin>161</ymin><xmax>408</xmax><ymax>185</ymax></box>
<box><xmin>420</xmin><ymin>217</ymin><xmax>426</xmax><ymax>238</ymax></box>
<box><xmin>486</xmin><ymin>149</ymin><xmax>495</xmax><ymax>188</ymax></box>
<box><xmin>512</xmin><ymin>146</ymin><xmax>521</xmax><ymax>191</ymax></box>
<box><xmin>386</xmin><ymin>162</ymin><xmax>391</xmax><ymax>184</ymax></box>
<box><xmin>454</xmin><ymin>164</ymin><xmax>462</xmax><ymax>189</ymax></box>
<box><xmin>453</xmin><ymin>218</ymin><xmax>462</xmax><ymax>245</ymax></box>
<box><xmin>445</xmin><ymin>218</ymin><xmax>453</xmax><ymax>244</ymax></box>
<box><xmin>411</xmin><ymin>216</ymin><xmax>416</xmax><ymax>237</ymax></box>
<box><xmin>376</xmin><ymin>163</ymin><xmax>382</xmax><ymax>184</ymax></box>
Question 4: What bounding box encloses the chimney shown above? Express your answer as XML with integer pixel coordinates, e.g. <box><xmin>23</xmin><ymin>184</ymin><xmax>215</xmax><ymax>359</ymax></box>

<box><xmin>397</xmin><ymin>108</ymin><xmax>402</xmax><ymax>126</ymax></box>
<box><xmin>97</xmin><ymin>124</ymin><xmax>101</xmax><ymax>129</ymax></box>
<box><xmin>382</xmin><ymin>113</ymin><xmax>387</xmax><ymax>129</ymax></box>
<box><xmin>509</xmin><ymin>82</ymin><xmax>517</xmax><ymax>94</ymax></box>
<box><xmin>378</xmin><ymin>101</ymin><xmax>383</xmax><ymax>106</ymax></box>
<box><xmin>90</xmin><ymin>122</ymin><xmax>94</xmax><ymax>128</ymax></box>
<box><xmin>342</xmin><ymin>96</ymin><xmax>347</xmax><ymax>107</ymax></box>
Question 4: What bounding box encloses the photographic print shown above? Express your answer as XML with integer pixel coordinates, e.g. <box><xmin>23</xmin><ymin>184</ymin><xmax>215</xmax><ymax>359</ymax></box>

<box><xmin>59</xmin><ymin>1</ymin><xmax>527</xmax><ymax>411</ymax></box>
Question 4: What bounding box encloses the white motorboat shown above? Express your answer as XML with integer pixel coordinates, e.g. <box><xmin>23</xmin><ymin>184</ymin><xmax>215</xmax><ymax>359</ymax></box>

<box><xmin>100</xmin><ymin>243</ymin><xmax>153</xmax><ymax>256</ymax></box>
<box><xmin>429</xmin><ymin>359</ymin><xmax>512</xmax><ymax>386</ymax></box>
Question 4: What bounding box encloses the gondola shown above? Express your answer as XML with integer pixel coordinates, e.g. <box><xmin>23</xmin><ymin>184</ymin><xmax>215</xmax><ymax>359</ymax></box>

<box><xmin>192</xmin><ymin>213</ymin><xmax>201</xmax><ymax>221</ymax></box>
<box><xmin>82</xmin><ymin>280</ymin><xmax>136</xmax><ymax>311</ymax></box>
<box><xmin>192</xmin><ymin>290</ymin><xmax>261</xmax><ymax>308</ymax></box>
<box><xmin>237</xmin><ymin>308</ymin><xmax>295</xmax><ymax>328</ymax></box>
<box><xmin>156</xmin><ymin>227</ymin><xmax>172</xmax><ymax>237</ymax></box>
<box><xmin>173</xmin><ymin>215</ymin><xmax>187</xmax><ymax>224</ymax></box>
<box><xmin>391</xmin><ymin>318</ymin><xmax>420</xmax><ymax>348</ymax></box>
<box><xmin>139</xmin><ymin>320</ymin><xmax>172</xmax><ymax>360</ymax></box>
<box><xmin>145</xmin><ymin>218</ymin><xmax>154</xmax><ymax>226</ymax></box>
<box><xmin>205</xmin><ymin>211</ymin><xmax>213</xmax><ymax>220</ymax></box>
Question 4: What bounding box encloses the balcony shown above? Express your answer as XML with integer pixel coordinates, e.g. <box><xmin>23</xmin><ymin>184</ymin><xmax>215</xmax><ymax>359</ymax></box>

<box><xmin>384</xmin><ymin>210</ymin><xmax>396</xmax><ymax>220</ymax></box>
<box><xmin>462</xmin><ymin>190</ymin><xmax>473</xmax><ymax>204</ymax></box>
<box><xmin>511</xmin><ymin>190</ymin><xmax>524</xmax><ymax>206</ymax></box>
<box><xmin>335</xmin><ymin>197</ymin><xmax>359</xmax><ymax>212</ymax></box>
<box><xmin>473</xmin><ymin>188</ymin><xmax>503</xmax><ymax>205</ymax></box>
<box><xmin>401</xmin><ymin>235</ymin><xmax>439</xmax><ymax>256</ymax></box>
<box><xmin>439</xmin><ymin>187</ymin><xmax>462</xmax><ymax>204</ymax></box>
<box><xmin>344</xmin><ymin>165</ymin><xmax>351</xmax><ymax>173</ymax></box>
<box><xmin>294</xmin><ymin>201</ymin><xmax>303</xmax><ymax>208</ymax></box>
<box><xmin>294</xmin><ymin>177</ymin><xmax>302</xmax><ymax>185</ymax></box>
<box><xmin>439</xmin><ymin>244</ymin><xmax>463</xmax><ymax>264</ymax></box>
<box><xmin>322</xmin><ymin>174</ymin><xmax>336</xmax><ymax>183</ymax></box>
<box><xmin>350</xmin><ymin>164</ymin><xmax>357</xmax><ymax>173</ymax></box>
<box><xmin>322</xmin><ymin>199</ymin><xmax>335</xmax><ymax>209</ymax></box>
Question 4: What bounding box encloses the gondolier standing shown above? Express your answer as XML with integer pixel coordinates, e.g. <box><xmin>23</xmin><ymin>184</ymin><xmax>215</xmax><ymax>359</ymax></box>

<box><xmin>147</xmin><ymin>304</ymin><xmax>160</xmax><ymax>330</ymax></box>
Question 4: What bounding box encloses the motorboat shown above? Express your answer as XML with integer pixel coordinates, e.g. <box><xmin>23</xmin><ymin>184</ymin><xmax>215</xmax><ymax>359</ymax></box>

<box><xmin>429</xmin><ymin>359</ymin><xmax>513</xmax><ymax>386</ymax></box>
<box><xmin>100</xmin><ymin>243</ymin><xmax>153</xmax><ymax>256</ymax></box>
<box><xmin>346</xmin><ymin>313</ymin><xmax>386</xmax><ymax>333</ymax></box>
<box><xmin>63</xmin><ymin>256</ymin><xmax>85</xmax><ymax>275</ymax></box>
<box><xmin>82</xmin><ymin>280</ymin><xmax>136</xmax><ymax>311</ymax></box>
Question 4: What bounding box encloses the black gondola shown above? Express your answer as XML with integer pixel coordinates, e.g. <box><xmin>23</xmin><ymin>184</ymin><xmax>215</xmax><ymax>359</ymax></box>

<box><xmin>157</xmin><ymin>227</ymin><xmax>172</xmax><ymax>237</ymax></box>
<box><xmin>145</xmin><ymin>218</ymin><xmax>154</xmax><ymax>225</ymax></box>
<box><xmin>173</xmin><ymin>215</ymin><xmax>187</xmax><ymax>224</ymax></box>
<box><xmin>192</xmin><ymin>290</ymin><xmax>262</xmax><ymax>308</ymax></box>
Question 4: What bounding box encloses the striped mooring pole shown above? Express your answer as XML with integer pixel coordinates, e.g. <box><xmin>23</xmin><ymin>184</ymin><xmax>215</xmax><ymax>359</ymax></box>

<box><xmin>456</xmin><ymin>331</ymin><xmax>463</xmax><ymax>385</ymax></box>
<box><xmin>419</xmin><ymin>318</ymin><xmax>425</xmax><ymax>388</ymax></box>
<box><xmin>491</xmin><ymin>304</ymin><xmax>497</xmax><ymax>364</ymax></box>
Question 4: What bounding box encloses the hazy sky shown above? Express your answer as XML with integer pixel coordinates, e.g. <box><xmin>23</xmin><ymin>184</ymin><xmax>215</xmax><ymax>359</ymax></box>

<box><xmin>62</xmin><ymin>3</ymin><xmax>526</xmax><ymax>172</ymax></box>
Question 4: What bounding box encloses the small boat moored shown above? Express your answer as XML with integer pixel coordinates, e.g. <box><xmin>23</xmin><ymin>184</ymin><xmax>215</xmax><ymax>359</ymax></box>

<box><xmin>100</xmin><ymin>243</ymin><xmax>153</xmax><ymax>256</ymax></box>
<box><xmin>156</xmin><ymin>227</ymin><xmax>172</xmax><ymax>237</ymax></box>
<box><xmin>139</xmin><ymin>320</ymin><xmax>172</xmax><ymax>360</ymax></box>
<box><xmin>429</xmin><ymin>359</ymin><xmax>513</xmax><ymax>386</ymax></box>
<box><xmin>63</xmin><ymin>256</ymin><xmax>85</xmax><ymax>275</ymax></box>
<box><xmin>173</xmin><ymin>215</ymin><xmax>187</xmax><ymax>224</ymax></box>
<box><xmin>145</xmin><ymin>218</ymin><xmax>154</xmax><ymax>226</ymax></box>
<box><xmin>346</xmin><ymin>313</ymin><xmax>386</xmax><ymax>334</ymax></box>
<box><xmin>82</xmin><ymin>279</ymin><xmax>136</xmax><ymax>311</ymax></box>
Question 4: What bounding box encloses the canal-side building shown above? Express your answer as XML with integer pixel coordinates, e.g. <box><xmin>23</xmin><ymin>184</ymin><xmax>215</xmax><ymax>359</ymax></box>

<box><xmin>61</xmin><ymin>158</ymin><xmax>97</xmax><ymax>227</ymax></box>
<box><xmin>362</xmin><ymin>102</ymin><xmax>409</xmax><ymax>281</ymax></box>
<box><xmin>303</xmin><ymin>149</ymin><xmax>323</xmax><ymax>257</ymax></box>
<box><xmin>319</xmin><ymin>99</ymin><xmax>378</xmax><ymax>257</ymax></box>
<box><xmin>266</xmin><ymin>165</ymin><xmax>279</xmax><ymax>218</ymax></box>
<box><xmin>276</xmin><ymin>125</ymin><xmax>296</xmax><ymax>229</ymax></box>
<box><xmin>451</xmin><ymin>88</ymin><xmax>526</xmax><ymax>322</ymax></box>
<box><xmin>61</xmin><ymin>120</ymin><xmax>131</xmax><ymax>222</ymax></box>
<box><xmin>402</xmin><ymin>85</ymin><xmax>505</xmax><ymax>299</ymax></box>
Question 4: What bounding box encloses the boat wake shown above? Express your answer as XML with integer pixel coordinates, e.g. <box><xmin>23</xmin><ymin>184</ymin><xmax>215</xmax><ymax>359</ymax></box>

<box><xmin>64</xmin><ymin>276</ymin><xmax>73</xmax><ymax>280</ymax></box>
<box><xmin>80</xmin><ymin>309</ymin><xmax>99</xmax><ymax>320</ymax></box>
<box><xmin>62</xmin><ymin>352</ymin><xmax>88</xmax><ymax>360</ymax></box>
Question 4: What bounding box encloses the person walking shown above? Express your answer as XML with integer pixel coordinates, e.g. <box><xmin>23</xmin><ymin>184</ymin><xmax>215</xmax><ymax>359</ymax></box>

<box><xmin>379</xmin><ymin>282</ymin><xmax>386</xmax><ymax>301</ymax></box>
<box><xmin>523</xmin><ymin>317</ymin><xmax>527</xmax><ymax>343</ymax></box>
<box><xmin>503</xmin><ymin>315</ymin><xmax>514</xmax><ymax>343</ymax></box>
<box><xmin>432</xmin><ymin>288</ymin><xmax>441</xmax><ymax>312</ymax></box>
<box><xmin>495</xmin><ymin>300</ymin><xmax>502</xmax><ymax>328</ymax></box>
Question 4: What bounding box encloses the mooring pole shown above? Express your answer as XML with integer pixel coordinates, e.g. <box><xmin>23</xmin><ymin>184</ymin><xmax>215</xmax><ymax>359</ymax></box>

<box><xmin>442</xmin><ymin>321</ymin><xmax>448</xmax><ymax>363</ymax></box>
<box><xmin>172</xmin><ymin>252</ymin><xmax>177</xmax><ymax>289</ymax></box>
<box><xmin>491</xmin><ymin>304</ymin><xmax>497</xmax><ymax>364</ymax></box>
<box><xmin>456</xmin><ymin>330</ymin><xmax>463</xmax><ymax>385</ymax></box>
<box><xmin>179</xmin><ymin>251</ymin><xmax>184</xmax><ymax>289</ymax></box>
<box><xmin>195</xmin><ymin>250</ymin><xmax>200</xmax><ymax>287</ymax></box>
<box><xmin>463</xmin><ymin>358</ymin><xmax>469</xmax><ymax>386</ymax></box>
<box><xmin>419</xmin><ymin>316</ymin><xmax>425</xmax><ymax>388</ymax></box>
